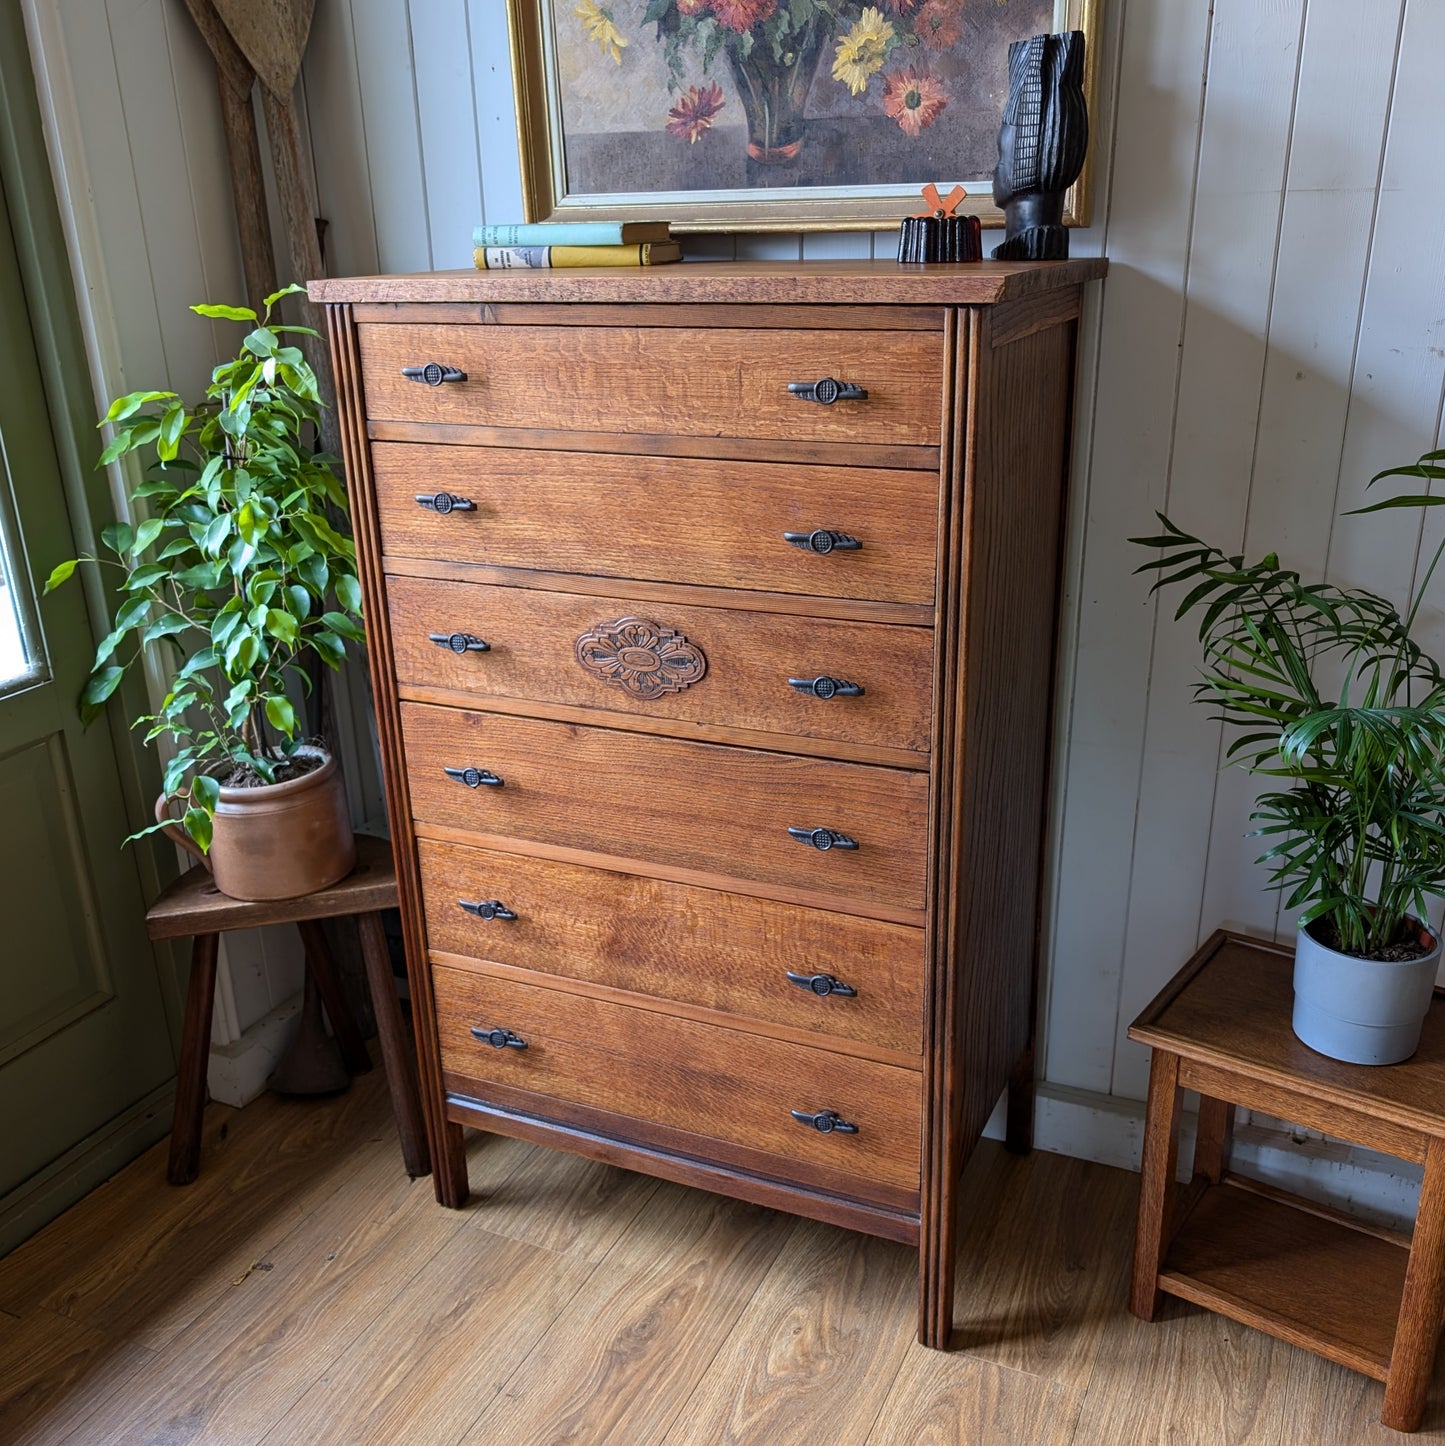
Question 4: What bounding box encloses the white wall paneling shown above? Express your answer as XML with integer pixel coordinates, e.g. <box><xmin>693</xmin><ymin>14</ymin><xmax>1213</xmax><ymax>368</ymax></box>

<box><xmin>24</xmin><ymin>1</ymin><xmax>1445</xmax><ymax>1198</ymax></box>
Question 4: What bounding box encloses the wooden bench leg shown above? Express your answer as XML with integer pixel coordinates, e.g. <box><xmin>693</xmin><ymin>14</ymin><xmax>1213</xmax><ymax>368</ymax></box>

<box><xmin>1384</xmin><ymin>1136</ymin><xmax>1445</xmax><ymax>1432</ymax></box>
<box><xmin>1193</xmin><ymin>1096</ymin><xmax>1235</xmax><ymax>1185</ymax></box>
<box><xmin>297</xmin><ymin>918</ymin><xmax>372</xmax><ymax>1076</ymax></box>
<box><xmin>168</xmin><ymin>932</ymin><xmax>220</xmax><ymax>1186</ymax></box>
<box><xmin>1131</xmin><ymin>1049</ymin><xmax>1182</xmax><ymax>1320</ymax></box>
<box><xmin>357</xmin><ymin>911</ymin><xmax>430</xmax><ymax>1179</ymax></box>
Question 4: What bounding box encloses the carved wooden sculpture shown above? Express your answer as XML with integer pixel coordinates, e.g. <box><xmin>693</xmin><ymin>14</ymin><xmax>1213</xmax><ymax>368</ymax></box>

<box><xmin>991</xmin><ymin>31</ymin><xmax>1088</xmax><ymax>261</ymax></box>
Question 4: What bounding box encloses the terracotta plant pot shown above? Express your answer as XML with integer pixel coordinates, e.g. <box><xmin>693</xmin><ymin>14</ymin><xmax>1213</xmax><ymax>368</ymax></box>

<box><xmin>156</xmin><ymin>746</ymin><xmax>355</xmax><ymax>901</ymax></box>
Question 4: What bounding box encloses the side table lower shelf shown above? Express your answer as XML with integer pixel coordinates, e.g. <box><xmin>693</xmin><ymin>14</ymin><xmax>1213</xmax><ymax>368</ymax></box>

<box><xmin>1161</xmin><ymin>1175</ymin><xmax>1408</xmax><ymax>1382</ymax></box>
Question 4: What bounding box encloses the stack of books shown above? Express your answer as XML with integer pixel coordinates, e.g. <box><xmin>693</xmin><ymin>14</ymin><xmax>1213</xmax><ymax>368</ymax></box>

<box><xmin>473</xmin><ymin>222</ymin><xmax>681</xmax><ymax>269</ymax></box>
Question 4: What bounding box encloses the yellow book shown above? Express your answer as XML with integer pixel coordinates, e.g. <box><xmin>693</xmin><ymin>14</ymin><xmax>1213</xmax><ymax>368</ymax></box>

<box><xmin>474</xmin><ymin>243</ymin><xmax>683</xmax><ymax>269</ymax></box>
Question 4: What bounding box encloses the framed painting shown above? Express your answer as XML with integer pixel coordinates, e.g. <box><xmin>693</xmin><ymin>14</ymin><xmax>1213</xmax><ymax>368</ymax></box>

<box><xmin>504</xmin><ymin>0</ymin><xmax>1100</xmax><ymax>233</ymax></box>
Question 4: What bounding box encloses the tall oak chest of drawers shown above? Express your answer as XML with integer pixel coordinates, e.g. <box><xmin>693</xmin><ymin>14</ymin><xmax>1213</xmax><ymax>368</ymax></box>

<box><xmin>313</xmin><ymin>259</ymin><xmax>1105</xmax><ymax>1345</ymax></box>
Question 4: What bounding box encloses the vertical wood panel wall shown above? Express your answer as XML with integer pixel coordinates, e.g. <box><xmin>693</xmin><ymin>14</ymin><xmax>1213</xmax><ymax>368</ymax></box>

<box><xmin>26</xmin><ymin>2</ymin><xmax>1445</xmax><ymax>1141</ymax></box>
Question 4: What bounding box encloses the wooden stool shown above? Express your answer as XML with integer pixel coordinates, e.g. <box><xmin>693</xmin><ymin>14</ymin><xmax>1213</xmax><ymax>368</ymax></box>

<box><xmin>145</xmin><ymin>833</ymin><xmax>430</xmax><ymax>1186</ymax></box>
<box><xmin>1130</xmin><ymin>930</ymin><xmax>1445</xmax><ymax>1433</ymax></box>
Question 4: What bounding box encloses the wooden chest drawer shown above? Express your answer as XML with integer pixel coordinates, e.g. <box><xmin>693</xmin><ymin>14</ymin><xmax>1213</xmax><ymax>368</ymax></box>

<box><xmin>389</xmin><ymin>575</ymin><xmax>933</xmax><ymax>757</ymax></box>
<box><xmin>371</xmin><ymin>444</ymin><xmax>938</xmax><ymax>606</ymax></box>
<box><xmin>432</xmin><ymin>964</ymin><xmax>923</xmax><ymax>1201</ymax></box>
<box><xmin>418</xmin><ymin>840</ymin><xmax>924</xmax><ymax>1057</ymax></box>
<box><xmin>400</xmin><ymin>702</ymin><xmax>929</xmax><ymax>915</ymax></box>
<box><xmin>357</xmin><ymin>323</ymin><xmax>943</xmax><ymax>446</ymax></box>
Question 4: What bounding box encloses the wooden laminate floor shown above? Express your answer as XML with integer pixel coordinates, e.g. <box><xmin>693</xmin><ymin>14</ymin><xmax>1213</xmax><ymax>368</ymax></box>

<box><xmin>2</xmin><ymin>1065</ymin><xmax>1441</xmax><ymax>1445</ymax></box>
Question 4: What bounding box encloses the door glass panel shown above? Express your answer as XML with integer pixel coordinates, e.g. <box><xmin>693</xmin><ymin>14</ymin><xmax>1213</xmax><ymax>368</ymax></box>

<box><xmin>0</xmin><ymin>547</ymin><xmax>32</xmax><ymax>689</ymax></box>
<box><xmin>0</xmin><ymin>467</ymin><xmax>44</xmax><ymax>695</ymax></box>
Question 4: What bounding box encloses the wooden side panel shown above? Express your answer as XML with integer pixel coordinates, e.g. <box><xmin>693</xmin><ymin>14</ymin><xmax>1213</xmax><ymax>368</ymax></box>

<box><xmin>399</xmin><ymin>703</ymin><xmax>930</xmax><ymax>914</ymax></box>
<box><xmin>920</xmin><ymin>311</ymin><xmax>1077</xmax><ymax>1343</ymax></box>
<box><xmin>371</xmin><ymin>444</ymin><xmax>940</xmax><ymax>605</ymax></box>
<box><xmin>387</xmin><ymin>575</ymin><xmax>934</xmax><ymax>755</ymax></box>
<box><xmin>356</xmin><ymin>323</ymin><xmax>944</xmax><ymax>444</ymax></box>
<box><xmin>325</xmin><ymin>305</ymin><xmax>471</xmax><ymax>1206</ymax></box>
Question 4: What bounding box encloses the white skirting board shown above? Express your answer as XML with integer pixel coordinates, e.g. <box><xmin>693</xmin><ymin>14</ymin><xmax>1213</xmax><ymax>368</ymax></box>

<box><xmin>983</xmin><ymin>1082</ymin><xmax>1424</xmax><ymax>1232</ymax></box>
<box><xmin>206</xmin><ymin>991</ymin><xmax>303</xmax><ymax>1108</ymax></box>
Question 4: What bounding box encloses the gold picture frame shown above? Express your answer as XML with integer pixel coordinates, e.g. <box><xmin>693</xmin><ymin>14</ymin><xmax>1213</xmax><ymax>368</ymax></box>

<box><xmin>505</xmin><ymin>0</ymin><xmax>1100</xmax><ymax>234</ymax></box>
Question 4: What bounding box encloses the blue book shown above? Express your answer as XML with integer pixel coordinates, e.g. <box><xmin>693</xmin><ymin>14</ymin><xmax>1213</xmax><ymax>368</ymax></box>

<box><xmin>473</xmin><ymin>221</ymin><xmax>672</xmax><ymax>247</ymax></box>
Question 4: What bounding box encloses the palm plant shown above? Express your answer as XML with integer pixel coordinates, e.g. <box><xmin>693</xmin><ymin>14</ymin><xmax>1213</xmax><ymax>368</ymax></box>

<box><xmin>1133</xmin><ymin>449</ymin><xmax>1445</xmax><ymax>959</ymax></box>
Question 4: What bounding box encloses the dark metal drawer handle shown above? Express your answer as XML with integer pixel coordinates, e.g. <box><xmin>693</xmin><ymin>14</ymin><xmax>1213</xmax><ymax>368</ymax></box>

<box><xmin>791</xmin><ymin>1108</ymin><xmax>858</xmax><ymax>1134</ymax></box>
<box><xmin>788</xmin><ymin>826</ymin><xmax>858</xmax><ymax>852</ymax></box>
<box><xmin>415</xmin><ymin>492</ymin><xmax>476</xmax><ymax>514</ymax></box>
<box><xmin>459</xmin><ymin>899</ymin><xmax>516</xmax><ymax>921</ymax></box>
<box><xmin>783</xmin><ymin>530</ymin><xmax>861</xmax><ymax>555</ymax></box>
<box><xmin>402</xmin><ymin>362</ymin><xmax>467</xmax><ymax>385</ymax></box>
<box><xmin>786</xmin><ymin>971</ymin><xmax>857</xmax><ymax>998</ymax></box>
<box><xmin>429</xmin><ymin>631</ymin><xmax>490</xmax><ymax>654</ymax></box>
<box><xmin>470</xmin><ymin>1026</ymin><xmax>527</xmax><ymax>1050</ymax></box>
<box><xmin>789</xmin><ymin>675</ymin><xmax>864</xmax><ymax>700</ymax></box>
<box><xmin>444</xmin><ymin>766</ymin><xmax>503</xmax><ymax>789</ymax></box>
<box><xmin>787</xmin><ymin>378</ymin><xmax>867</xmax><ymax>406</ymax></box>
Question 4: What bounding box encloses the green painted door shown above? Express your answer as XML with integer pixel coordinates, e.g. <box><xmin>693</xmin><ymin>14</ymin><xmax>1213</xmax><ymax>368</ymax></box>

<box><xmin>0</xmin><ymin>156</ymin><xmax>175</xmax><ymax>1240</ymax></box>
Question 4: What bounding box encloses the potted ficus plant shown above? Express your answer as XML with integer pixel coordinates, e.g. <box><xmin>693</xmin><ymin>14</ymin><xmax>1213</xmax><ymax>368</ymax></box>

<box><xmin>46</xmin><ymin>286</ymin><xmax>364</xmax><ymax>901</ymax></box>
<box><xmin>1134</xmin><ymin>448</ymin><xmax>1445</xmax><ymax>1065</ymax></box>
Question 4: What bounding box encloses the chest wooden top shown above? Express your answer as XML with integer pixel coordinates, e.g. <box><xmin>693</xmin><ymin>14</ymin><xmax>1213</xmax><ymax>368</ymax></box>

<box><xmin>1129</xmin><ymin>930</ymin><xmax>1445</xmax><ymax>1140</ymax></box>
<box><xmin>309</xmin><ymin>257</ymin><xmax>1108</xmax><ymax>307</ymax></box>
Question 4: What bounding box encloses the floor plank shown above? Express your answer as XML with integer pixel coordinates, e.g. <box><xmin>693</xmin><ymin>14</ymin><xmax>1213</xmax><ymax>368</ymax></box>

<box><xmin>62</xmin><ymin>1137</ymin><xmax>457</xmax><ymax>1444</ymax></box>
<box><xmin>867</xmin><ymin>1349</ymin><xmax>1084</xmax><ymax>1446</ymax></box>
<box><xmin>0</xmin><ymin>1307</ymin><xmax>154</xmax><ymax>1446</ymax></box>
<box><xmin>3</xmin><ymin>1081</ymin><xmax>1442</xmax><ymax>1445</ymax></box>
<box><xmin>1073</xmin><ymin>1299</ymin><xmax>1445</xmax><ymax>1444</ymax></box>
<box><xmin>459</xmin><ymin>1184</ymin><xmax>787</xmax><ymax>1445</ymax></box>
<box><xmin>664</xmin><ymin>1217</ymin><xmax>917</xmax><ymax>1445</ymax></box>
<box><xmin>0</xmin><ymin>1071</ymin><xmax>394</xmax><ymax>1350</ymax></box>
<box><xmin>460</xmin><ymin>1129</ymin><xmax>661</xmax><ymax>1262</ymax></box>
<box><xmin>262</xmin><ymin>1228</ymin><xmax>593</xmax><ymax>1445</ymax></box>
<box><xmin>949</xmin><ymin>1143</ymin><xmax>1139</xmax><ymax>1388</ymax></box>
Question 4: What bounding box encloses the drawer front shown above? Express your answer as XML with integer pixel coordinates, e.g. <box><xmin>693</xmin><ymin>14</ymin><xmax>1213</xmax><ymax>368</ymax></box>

<box><xmin>389</xmin><ymin>576</ymin><xmax>934</xmax><ymax>755</ymax></box>
<box><xmin>358</xmin><ymin>323</ymin><xmax>943</xmax><ymax>445</ymax></box>
<box><xmin>400</xmin><ymin>703</ymin><xmax>929</xmax><ymax>913</ymax></box>
<box><xmin>433</xmin><ymin>965</ymin><xmax>922</xmax><ymax>1195</ymax></box>
<box><xmin>371</xmin><ymin>445</ymin><xmax>938</xmax><ymax>606</ymax></box>
<box><xmin>418</xmin><ymin>840</ymin><xmax>925</xmax><ymax>1056</ymax></box>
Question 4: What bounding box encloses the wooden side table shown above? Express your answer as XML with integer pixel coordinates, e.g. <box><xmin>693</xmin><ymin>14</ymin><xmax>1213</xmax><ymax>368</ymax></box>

<box><xmin>146</xmin><ymin>833</ymin><xmax>430</xmax><ymax>1186</ymax></box>
<box><xmin>1129</xmin><ymin>930</ymin><xmax>1445</xmax><ymax>1432</ymax></box>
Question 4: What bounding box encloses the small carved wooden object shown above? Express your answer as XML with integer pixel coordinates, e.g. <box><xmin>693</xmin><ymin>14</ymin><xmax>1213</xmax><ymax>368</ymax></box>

<box><xmin>574</xmin><ymin>617</ymin><xmax>707</xmax><ymax>699</ymax></box>
<box><xmin>991</xmin><ymin>31</ymin><xmax>1088</xmax><ymax>261</ymax></box>
<box><xmin>897</xmin><ymin>184</ymin><xmax>981</xmax><ymax>264</ymax></box>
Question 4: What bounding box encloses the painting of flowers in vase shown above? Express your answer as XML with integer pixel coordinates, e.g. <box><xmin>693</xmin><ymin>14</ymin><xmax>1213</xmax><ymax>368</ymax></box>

<box><xmin>505</xmin><ymin>0</ymin><xmax>1097</xmax><ymax>230</ymax></box>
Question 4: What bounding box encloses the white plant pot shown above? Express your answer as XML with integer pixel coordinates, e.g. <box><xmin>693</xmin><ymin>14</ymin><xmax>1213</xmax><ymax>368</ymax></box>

<box><xmin>1292</xmin><ymin>917</ymin><xmax>1442</xmax><ymax>1066</ymax></box>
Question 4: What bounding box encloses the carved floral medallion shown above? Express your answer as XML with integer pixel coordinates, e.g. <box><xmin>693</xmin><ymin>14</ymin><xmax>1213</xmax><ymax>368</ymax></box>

<box><xmin>574</xmin><ymin>616</ymin><xmax>707</xmax><ymax>699</ymax></box>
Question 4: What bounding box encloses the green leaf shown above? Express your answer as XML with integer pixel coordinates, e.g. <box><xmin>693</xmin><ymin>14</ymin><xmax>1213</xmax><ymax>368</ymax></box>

<box><xmin>334</xmin><ymin>572</ymin><xmax>362</xmax><ymax>615</ymax></box>
<box><xmin>191</xmin><ymin>302</ymin><xmax>257</xmax><ymax>321</ymax></box>
<box><xmin>264</xmin><ymin>608</ymin><xmax>299</xmax><ymax>646</ymax></box>
<box><xmin>264</xmin><ymin>694</ymin><xmax>297</xmax><ymax>737</ymax></box>
<box><xmin>200</xmin><ymin>513</ymin><xmax>232</xmax><ymax>558</ymax></box>
<box><xmin>311</xmin><ymin>630</ymin><xmax>345</xmax><ymax>668</ymax></box>
<box><xmin>285</xmin><ymin>584</ymin><xmax>312</xmax><ymax>621</ymax></box>
<box><xmin>124</xmin><ymin>563</ymin><xmax>169</xmax><ymax>591</ymax></box>
<box><xmin>183</xmin><ymin>806</ymin><xmax>213</xmax><ymax>853</ymax></box>
<box><xmin>101</xmin><ymin>522</ymin><xmax>134</xmax><ymax>558</ymax></box>
<box><xmin>262</xmin><ymin>283</ymin><xmax>305</xmax><ymax>309</ymax></box>
<box><xmin>43</xmin><ymin>558</ymin><xmax>78</xmax><ymax>593</ymax></box>
<box><xmin>79</xmin><ymin>664</ymin><xmax>124</xmax><ymax>723</ymax></box>
<box><xmin>93</xmin><ymin>625</ymin><xmax>128</xmax><ymax>667</ymax></box>
<box><xmin>320</xmin><ymin>610</ymin><xmax>364</xmax><ymax>642</ymax></box>
<box><xmin>105</xmin><ymin>390</ymin><xmax>174</xmax><ymax>422</ymax></box>
<box><xmin>192</xmin><ymin>774</ymin><xmax>220</xmax><ymax>813</ymax></box>
<box><xmin>142</xmin><ymin>613</ymin><xmax>191</xmax><ymax>644</ymax></box>
<box><xmin>132</xmin><ymin>516</ymin><xmax>165</xmax><ymax>555</ymax></box>
<box><xmin>297</xmin><ymin>552</ymin><xmax>329</xmax><ymax>596</ymax></box>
